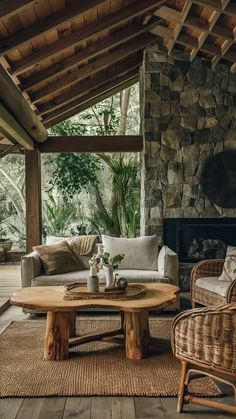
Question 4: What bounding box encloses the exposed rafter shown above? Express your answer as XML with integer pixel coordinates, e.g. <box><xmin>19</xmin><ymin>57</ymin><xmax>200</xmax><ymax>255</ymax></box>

<box><xmin>22</xmin><ymin>19</ymin><xmax>159</xmax><ymax>91</ymax></box>
<box><xmin>0</xmin><ymin>0</ymin><xmax>37</xmax><ymax>20</ymax></box>
<box><xmin>38</xmin><ymin>55</ymin><xmax>142</xmax><ymax>116</ymax></box>
<box><xmin>0</xmin><ymin>102</ymin><xmax>34</xmax><ymax>150</ymax></box>
<box><xmin>0</xmin><ymin>65</ymin><xmax>48</xmax><ymax>143</ymax></box>
<box><xmin>0</xmin><ymin>0</ymin><xmax>235</xmax><ymax>148</ymax></box>
<box><xmin>30</xmin><ymin>34</ymin><xmax>155</xmax><ymax>104</ymax></box>
<box><xmin>0</xmin><ymin>0</ymin><xmax>107</xmax><ymax>55</ymax></box>
<box><xmin>192</xmin><ymin>0</ymin><xmax>236</xmax><ymax>16</ymax></box>
<box><xmin>189</xmin><ymin>0</ymin><xmax>230</xmax><ymax>61</ymax></box>
<box><xmin>11</xmin><ymin>0</ymin><xmax>164</xmax><ymax>75</ymax></box>
<box><xmin>44</xmin><ymin>78</ymin><xmax>139</xmax><ymax>128</ymax></box>
<box><xmin>43</xmin><ymin>73</ymin><xmax>139</xmax><ymax>127</ymax></box>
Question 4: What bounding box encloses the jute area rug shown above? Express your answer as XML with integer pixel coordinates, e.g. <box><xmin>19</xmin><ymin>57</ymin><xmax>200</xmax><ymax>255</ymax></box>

<box><xmin>0</xmin><ymin>318</ymin><xmax>221</xmax><ymax>397</ymax></box>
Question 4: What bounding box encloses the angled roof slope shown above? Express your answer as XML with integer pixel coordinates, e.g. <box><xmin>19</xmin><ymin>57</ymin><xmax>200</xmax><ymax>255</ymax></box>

<box><xmin>0</xmin><ymin>0</ymin><xmax>235</xmax><ymax>147</ymax></box>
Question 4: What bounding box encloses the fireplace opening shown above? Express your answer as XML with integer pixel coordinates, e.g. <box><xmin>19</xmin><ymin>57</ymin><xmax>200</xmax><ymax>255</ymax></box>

<box><xmin>163</xmin><ymin>218</ymin><xmax>236</xmax><ymax>263</ymax></box>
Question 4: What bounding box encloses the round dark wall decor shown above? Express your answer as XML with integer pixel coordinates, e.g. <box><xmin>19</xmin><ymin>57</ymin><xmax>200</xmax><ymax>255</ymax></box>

<box><xmin>200</xmin><ymin>150</ymin><xmax>236</xmax><ymax>208</ymax></box>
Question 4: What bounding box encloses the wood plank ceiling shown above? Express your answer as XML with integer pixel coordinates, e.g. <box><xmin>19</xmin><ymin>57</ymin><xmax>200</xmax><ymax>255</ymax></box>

<box><xmin>0</xmin><ymin>0</ymin><xmax>235</xmax><ymax>149</ymax></box>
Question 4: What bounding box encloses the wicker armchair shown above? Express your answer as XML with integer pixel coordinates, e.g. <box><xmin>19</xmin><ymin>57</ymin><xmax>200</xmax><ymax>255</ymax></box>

<box><xmin>172</xmin><ymin>304</ymin><xmax>236</xmax><ymax>414</ymax></box>
<box><xmin>191</xmin><ymin>258</ymin><xmax>236</xmax><ymax>308</ymax></box>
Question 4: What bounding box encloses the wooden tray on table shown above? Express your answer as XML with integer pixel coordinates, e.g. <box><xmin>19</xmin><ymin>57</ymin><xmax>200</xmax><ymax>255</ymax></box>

<box><xmin>64</xmin><ymin>283</ymin><xmax>147</xmax><ymax>301</ymax></box>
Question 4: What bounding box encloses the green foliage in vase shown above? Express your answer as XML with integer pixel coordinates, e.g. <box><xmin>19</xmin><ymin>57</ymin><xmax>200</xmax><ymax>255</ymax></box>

<box><xmin>101</xmin><ymin>251</ymin><xmax>125</xmax><ymax>269</ymax></box>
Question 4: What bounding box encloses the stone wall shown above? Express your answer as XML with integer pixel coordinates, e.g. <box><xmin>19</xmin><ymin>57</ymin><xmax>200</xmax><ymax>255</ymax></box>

<box><xmin>141</xmin><ymin>44</ymin><xmax>236</xmax><ymax>244</ymax></box>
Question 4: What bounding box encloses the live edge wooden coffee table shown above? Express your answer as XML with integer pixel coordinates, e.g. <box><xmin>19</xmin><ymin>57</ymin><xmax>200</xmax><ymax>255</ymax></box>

<box><xmin>11</xmin><ymin>283</ymin><xmax>179</xmax><ymax>361</ymax></box>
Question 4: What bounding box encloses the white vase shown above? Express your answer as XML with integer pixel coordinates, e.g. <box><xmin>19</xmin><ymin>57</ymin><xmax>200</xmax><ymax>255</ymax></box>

<box><xmin>104</xmin><ymin>266</ymin><xmax>114</xmax><ymax>288</ymax></box>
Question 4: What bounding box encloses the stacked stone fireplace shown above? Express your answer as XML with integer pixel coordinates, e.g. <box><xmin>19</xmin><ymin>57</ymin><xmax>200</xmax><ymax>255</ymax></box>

<box><xmin>140</xmin><ymin>43</ymin><xmax>236</xmax><ymax>255</ymax></box>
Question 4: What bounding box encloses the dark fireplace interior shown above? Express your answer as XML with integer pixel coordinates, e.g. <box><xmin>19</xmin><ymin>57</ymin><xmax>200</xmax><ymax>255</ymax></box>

<box><xmin>164</xmin><ymin>218</ymin><xmax>236</xmax><ymax>263</ymax></box>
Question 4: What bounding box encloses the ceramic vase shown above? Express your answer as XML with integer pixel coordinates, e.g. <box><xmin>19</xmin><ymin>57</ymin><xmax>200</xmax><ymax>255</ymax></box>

<box><xmin>87</xmin><ymin>276</ymin><xmax>99</xmax><ymax>293</ymax></box>
<box><xmin>104</xmin><ymin>266</ymin><xmax>114</xmax><ymax>288</ymax></box>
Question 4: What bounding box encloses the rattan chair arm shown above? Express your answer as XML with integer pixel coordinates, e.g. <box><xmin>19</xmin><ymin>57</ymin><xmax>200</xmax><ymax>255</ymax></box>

<box><xmin>190</xmin><ymin>259</ymin><xmax>224</xmax><ymax>298</ymax></box>
<box><xmin>227</xmin><ymin>279</ymin><xmax>236</xmax><ymax>303</ymax></box>
<box><xmin>171</xmin><ymin>304</ymin><xmax>236</xmax><ymax>371</ymax></box>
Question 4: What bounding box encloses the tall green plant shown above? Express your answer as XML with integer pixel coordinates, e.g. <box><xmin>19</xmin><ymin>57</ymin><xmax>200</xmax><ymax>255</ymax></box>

<box><xmin>43</xmin><ymin>199</ymin><xmax>78</xmax><ymax>236</ymax></box>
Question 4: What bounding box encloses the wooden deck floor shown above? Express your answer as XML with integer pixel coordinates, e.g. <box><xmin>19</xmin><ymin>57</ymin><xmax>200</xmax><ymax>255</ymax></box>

<box><xmin>0</xmin><ymin>264</ymin><xmax>21</xmax><ymax>313</ymax></box>
<box><xmin>0</xmin><ymin>265</ymin><xmax>235</xmax><ymax>418</ymax></box>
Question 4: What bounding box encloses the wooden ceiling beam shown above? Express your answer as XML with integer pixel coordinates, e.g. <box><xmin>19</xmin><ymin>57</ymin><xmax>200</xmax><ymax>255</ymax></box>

<box><xmin>150</xmin><ymin>26</ymin><xmax>174</xmax><ymax>39</ymax></box>
<box><xmin>224</xmin><ymin>49</ymin><xmax>236</xmax><ymax>63</ymax></box>
<box><xmin>43</xmin><ymin>72</ymin><xmax>139</xmax><ymax>126</ymax></box>
<box><xmin>154</xmin><ymin>5</ymin><xmax>181</xmax><ymax>21</ymax></box>
<box><xmin>212</xmin><ymin>40</ymin><xmax>234</xmax><ymax>67</ymax></box>
<box><xmin>0</xmin><ymin>0</ymin><xmax>107</xmax><ymax>55</ymax></box>
<box><xmin>22</xmin><ymin>19</ymin><xmax>159</xmax><ymax>91</ymax></box>
<box><xmin>0</xmin><ymin>0</ymin><xmax>37</xmax><ymax>20</ymax></box>
<box><xmin>11</xmin><ymin>0</ymin><xmax>164</xmax><ymax>75</ymax></box>
<box><xmin>192</xmin><ymin>0</ymin><xmax>236</xmax><ymax>16</ymax></box>
<box><xmin>177</xmin><ymin>33</ymin><xmax>199</xmax><ymax>49</ymax></box>
<box><xmin>38</xmin><ymin>135</ymin><xmax>143</xmax><ymax>153</ymax></box>
<box><xmin>30</xmin><ymin>34</ymin><xmax>155</xmax><ymax>104</ymax></box>
<box><xmin>44</xmin><ymin>76</ymin><xmax>139</xmax><ymax>128</ymax></box>
<box><xmin>0</xmin><ymin>102</ymin><xmax>34</xmax><ymax>150</ymax></box>
<box><xmin>37</xmin><ymin>55</ymin><xmax>141</xmax><ymax>116</ymax></box>
<box><xmin>154</xmin><ymin>8</ymin><xmax>234</xmax><ymax>42</ymax></box>
<box><xmin>167</xmin><ymin>1</ymin><xmax>192</xmax><ymax>55</ymax></box>
<box><xmin>189</xmin><ymin>0</ymin><xmax>230</xmax><ymax>61</ymax></box>
<box><xmin>0</xmin><ymin>144</ymin><xmax>21</xmax><ymax>157</ymax></box>
<box><xmin>184</xmin><ymin>17</ymin><xmax>234</xmax><ymax>41</ymax></box>
<box><xmin>0</xmin><ymin>65</ymin><xmax>48</xmax><ymax>143</ymax></box>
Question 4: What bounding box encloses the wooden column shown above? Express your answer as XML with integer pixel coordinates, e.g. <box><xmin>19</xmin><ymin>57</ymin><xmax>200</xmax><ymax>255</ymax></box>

<box><xmin>124</xmin><ymin>310</ymin><xmax>150</xmax><ymax>360</ymax></box>
<box><xmin>69</xmin><ymin>311</ymin><xmax>76</xmax><ymax>337</ymax></box>
<box><xmin>44</xmin><ymin>311</ymin><xmax>70</xmax><ymax>361</ymax></box>
<box><xmin>25</xmin><ymin>149</ymin><xmax>42</xmax><ymax>252</ymax></box>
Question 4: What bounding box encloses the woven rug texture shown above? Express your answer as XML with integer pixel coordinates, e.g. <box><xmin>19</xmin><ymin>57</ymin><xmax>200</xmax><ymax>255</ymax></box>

<box><xmin>0</xmin><ymin>318</ymin><xmax>222</xmax><ymax>397</ymax></box>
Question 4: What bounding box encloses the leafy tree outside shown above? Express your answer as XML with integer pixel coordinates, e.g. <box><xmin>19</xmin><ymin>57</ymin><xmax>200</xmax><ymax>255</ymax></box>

<box><xmin>0</xmin><ymin>84</ymin><xmax>140</xmax><ymax>248</ymax></box>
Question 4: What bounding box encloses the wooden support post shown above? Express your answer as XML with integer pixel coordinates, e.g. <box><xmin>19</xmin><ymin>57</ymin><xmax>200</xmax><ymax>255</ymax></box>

<box><xmin>124</xmin><ymin>310</ymin><xmax>150</xmax><ymax>360</ymax></box>
<box><xmin>44</xmin><ymin>311</ymin><xmax>70</xmax><ymax>361</ymax></box>
<box><xmin>69</xmin><ymin>311</ymin><xmax>76</xmax><ymax>338</ymax></box>
<box><xmin>25</xmin><ymin>149</ymin><xmax>42</xmax><ymax>252</ymax></box>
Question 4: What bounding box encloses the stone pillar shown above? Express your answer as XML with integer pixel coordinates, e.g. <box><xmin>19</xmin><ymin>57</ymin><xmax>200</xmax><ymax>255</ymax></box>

<box><xmin>140</xmin><ymin>43</ymin><xmax>236</xmax><ymax>243</ymax></box>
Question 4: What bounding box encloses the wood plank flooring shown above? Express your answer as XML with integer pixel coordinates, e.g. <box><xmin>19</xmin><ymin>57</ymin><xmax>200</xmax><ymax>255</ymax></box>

<box><xmin>0</xmin><ymin>265</ymin><xmax>235</xmax><ymax>418</ymax></box>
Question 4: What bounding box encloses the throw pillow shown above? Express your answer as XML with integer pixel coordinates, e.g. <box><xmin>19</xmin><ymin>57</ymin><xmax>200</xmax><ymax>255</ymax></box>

<box><xmin>68</xmin><ymin>235</ymin><xmax>97</xmax><ymax>257</ymax></box>
<box><xmin>219</xmin><ymin>246</ymin><xmax>236</xmax><ymax>282</ymax></box>
<box><xmin>101</xmin><ymin>235</ymin><xmax>158</xmax><ymax>270</ymax></box>
<box><xmin>46</xmin><ymin>235</ymin><xmax>70</xmax><ymax>245</ymax></box>
<box><xmin>33</xmin><ymin>240</ymin><xmax>82</xmax><ymax>276</ymax></box>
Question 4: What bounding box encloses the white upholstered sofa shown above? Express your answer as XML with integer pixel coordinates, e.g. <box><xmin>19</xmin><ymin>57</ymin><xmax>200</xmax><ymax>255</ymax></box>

<box><xmin>21</xmin><ymin>235</ymin><xmax>179</xmax><ymax>310</ymax></box>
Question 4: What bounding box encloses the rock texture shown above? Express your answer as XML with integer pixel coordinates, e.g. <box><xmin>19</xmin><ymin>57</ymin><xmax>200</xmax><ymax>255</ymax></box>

<box><xmin>141</xmin><ymin>44</ymin><xmax>236</xmax><ymax>243</ymax></box>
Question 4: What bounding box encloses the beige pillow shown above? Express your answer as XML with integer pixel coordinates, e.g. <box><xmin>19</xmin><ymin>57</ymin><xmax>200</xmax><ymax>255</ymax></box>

<box><xmin>101</xmin><ymin>235</ymin><xmax>158</xmax><ymax>270</ymax></box>
<box><xmin>219</xmin><ymin>246</ymin><xmax>236</xmax><ymax>282</ymax></box>
<box><xmin>33</xmin><ymin>240</ymin><xmax>82</xmax><ymax>276</ymax></box>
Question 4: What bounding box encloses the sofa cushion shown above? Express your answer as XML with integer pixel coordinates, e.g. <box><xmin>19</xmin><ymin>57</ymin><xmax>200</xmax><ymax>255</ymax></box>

<box><xmin>33</xmin><ymin>241</ymin><xmax>82</xmax><ymax>276</ymax></box>
<box><xmin>219</xmin><ymin>246</ymin><xmax>236</xmax><ymax>282</ymax></box>
<box><xmin>196</xmin><ymin>276</ymin><xmax>230</xmax><ymax>297</ymax></box>
<box><xmin>157</xmin><ymin>246</ymin><xmax>178</xmax><ymax>284</ymax></box>
<box><xmin>101</xmin><ymin>235</ymin><xmax>158</xmax><ymax>270</ymax></box>
<box><xmin>115</xmin><ymin>269</ymin><xmax>169</xmax><ymax>283</ymax></box>
<box><xmin>32</xmin><ymin>270</ymin><xmax>90</xmax><ymax>286</ymax></box>
<box><xmin>32</xmin><ymin>269</ymin><xmax>169</xmax><ymax>287</ymax></box>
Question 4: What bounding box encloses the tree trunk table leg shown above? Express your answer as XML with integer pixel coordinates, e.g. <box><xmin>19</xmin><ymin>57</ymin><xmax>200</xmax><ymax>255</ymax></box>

<box><xmin>120</xmin><ymin>311</ymin><xmax>125</xmax><ymax>331</ymax></box>
<box><xmin>69</xmin><ymin>311</ymin><xmax>76</xmax><ymax>338</ymax></box>
<box><xmin>124</xmin><ymin>310</ymin><xmax>150</xmax><ymax>360</ymax></box>
<box><xmin>44</xmin><ymin>311</ymin><xmax>70</xmax><ymax>361</ymax></box>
